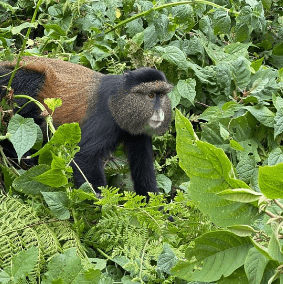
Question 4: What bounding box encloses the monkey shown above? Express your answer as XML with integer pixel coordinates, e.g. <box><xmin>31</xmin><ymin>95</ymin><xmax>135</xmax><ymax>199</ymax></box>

<box><xmin>0</xmin><ymin>57</ymin><xmax>172</xmax><ymax>196</ymax></box>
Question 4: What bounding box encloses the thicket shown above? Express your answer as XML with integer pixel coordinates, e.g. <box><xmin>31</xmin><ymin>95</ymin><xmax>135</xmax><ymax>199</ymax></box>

<box><xmin>0</xmin><ymin>0</ymin><xmax>283</xmax><ymax>283</ymax></box>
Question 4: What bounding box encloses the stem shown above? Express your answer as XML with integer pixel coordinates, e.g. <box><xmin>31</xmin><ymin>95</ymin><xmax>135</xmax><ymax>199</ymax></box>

<box><xmin>274</xmin><ymin>199</ymin><xmax>283</xmax><ymax>211</ymax></box>
<box><xmin>0</xmin><ymin>146</ymin><xmax>9</xmax><ymax>167</ymax></box>
<box><xmin>0</xmin><ymin>146</ymin><xmax>20</xmax><ymax>176</ymax></box>
<box><xmin>139</xmin><ymin>238</ymin><xmax>150</xmax><ymax>283</ymax></box>
<box><xmin>265</xmin><ymin>210</ymin><xmax>276</xmax><ymax>218</ymax></box>
<box><xmin>14</xmin><ymin>95</ymin><xmax>56</xmax><ymax>134</ymax></box>
<box><xmin>71</xmin><ymin>159</ymin><xmax>97</xmax><ymax>195</ymax></box>
<box><xmin>105</xmin><ymin>0</ymin><xmax>239</xmax><ymax>34</ymax></box>
<box><xmin>96</xmin><ymin>248</ymin><xmax>112</xmax><ymax>260</ymax></box>
<box><xmin>6</xmin><ymin>0</ymin><xmax>43</xmax><ymax>93</ymax></box>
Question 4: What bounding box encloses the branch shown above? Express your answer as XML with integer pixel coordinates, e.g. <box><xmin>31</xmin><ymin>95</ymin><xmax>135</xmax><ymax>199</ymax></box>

<box><xmin>6</xmin><ymin>0</ymin><xmax>43</xmax><ymax>93</ymax></box>
<box><xmin>14</xmin><ymin>95</ymin><xmax>56</xmax><ymax>134</ymax></box>
<box><xmin>105</xmin><ymin>0</ymin><xmax>239</xmax><ymax>34</ymax></box>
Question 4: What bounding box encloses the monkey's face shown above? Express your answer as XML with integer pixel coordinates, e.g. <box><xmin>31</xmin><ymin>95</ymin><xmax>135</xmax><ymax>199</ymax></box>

<box><xmin>109</xmin><ymin>81</ymin><xmax>172</xmax><ymax>136</ymax></box>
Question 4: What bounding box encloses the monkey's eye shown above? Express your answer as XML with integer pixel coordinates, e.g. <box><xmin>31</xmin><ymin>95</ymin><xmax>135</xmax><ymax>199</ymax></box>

<box><xmin>148</xmin><ymin>93</ymin><xmax>155</xmax><ymax>99</ymax></box>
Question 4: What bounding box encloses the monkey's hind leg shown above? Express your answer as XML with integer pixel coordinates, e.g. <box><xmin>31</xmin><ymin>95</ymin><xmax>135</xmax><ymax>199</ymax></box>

<box><xmin>123</xmin><ymin>133</ymin><xmax>158</xmax><ymax>196</ymax></box>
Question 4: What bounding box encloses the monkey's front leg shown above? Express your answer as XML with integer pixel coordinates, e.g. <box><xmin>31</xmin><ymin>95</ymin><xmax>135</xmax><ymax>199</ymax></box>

<box><xmin>124</xmin><ymin>133</ymin><xmax>158</xmax><ymax>196</ymax></box>
<box><xmin>73</xmin><ymin>153</ymin><xmax>107</xmax><ymax>191</ymax></box>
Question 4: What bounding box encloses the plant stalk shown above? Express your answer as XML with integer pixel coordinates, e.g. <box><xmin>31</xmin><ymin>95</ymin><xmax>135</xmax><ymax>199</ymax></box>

<box><xmin>14</xmin><ymin>95</ymin><xmax>56</xmax><ymax>134</ymax></box>
<box><xmin>105</xmin><ymin>0</ymin><xmax>239</xmax><ymax>34</ymax></box>
<box><xmin>6</xmin><ymin>0</ymin><xmax>43</xmax><ymax>93</ymax></box>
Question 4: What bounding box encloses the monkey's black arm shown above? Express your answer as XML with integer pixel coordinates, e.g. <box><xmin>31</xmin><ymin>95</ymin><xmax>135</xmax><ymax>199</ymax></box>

<box><xmin>73</xmin><ymin>113</ymin><xmax>121</xmax><ymax>190</ymax></box>
<box><xmin>123</xmin><ymin>133</ymin><xmax>158</xmax><ymax>196</ymax></box>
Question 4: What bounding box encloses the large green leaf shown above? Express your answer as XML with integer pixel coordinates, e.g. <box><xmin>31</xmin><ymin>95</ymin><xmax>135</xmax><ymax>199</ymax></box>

<box><xmin>245</xmin><ymin>106</ymin><xmax>275</xmax><ymax>128</ymax></box>
<box><xmin>13</xmin><ymin>165</ymin><xmax>52</xmax><ymax>195</ymax></box>
<box><xmin>175</xmin><ymin>109</ymin><xmax>258</xmax><ymax>227</ymax></box>
<box><xmin>171</xmin><ymin>230</ymin><xmax>252</xmax><ymax>282</ymax></box>
<box><xmin>259</xmin><ymin>164</ymin><xmax>283</xmax><ymax>199</ymax></box>
<box><xmin>41</xmin><ymin>191</ymin><xmax>70</xmax><ymax>220</ymax></box>
<box><xmin>7</xmin><ymin>114</ymin><xmax>38</xmax><ymax>162</ymax></box>
<box><xmin>155</xmin><ymin>46</ymin><xmax>188</xmax><ymax>70</ymax></box>
<box><xmin>244</xmin><ymin>247</ymin><xmax>269</xmax><ymax>284</ymax></box>
<box><xmin>0</xmin><ymin>247</ymin><xmax>38</xmax><ymax>283</ymax></box>
<box><xmin>42</xmin><ymin>248</ymin><xmax>100</xmax><ymax>284</ymax></box>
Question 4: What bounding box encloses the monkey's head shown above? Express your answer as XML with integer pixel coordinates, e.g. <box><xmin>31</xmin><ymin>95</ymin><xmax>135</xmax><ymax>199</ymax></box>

<box><xmin>109</xmin><ymin>68</ymin><xmax>172</xmax><ymax>136</ymax></box>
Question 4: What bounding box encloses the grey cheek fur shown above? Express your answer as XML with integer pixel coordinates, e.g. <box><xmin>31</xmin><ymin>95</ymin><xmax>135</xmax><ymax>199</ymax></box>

<box><xmin>109</xmin><ymin>91</ymin><xmax>172</xmax><ymax>136</ymax></box>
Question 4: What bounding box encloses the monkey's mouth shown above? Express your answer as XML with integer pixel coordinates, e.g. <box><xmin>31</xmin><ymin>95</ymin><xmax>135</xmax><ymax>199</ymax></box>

<box><xmin>148</xmin><ymin>120</ymin><xmax>162</xmax><ymax>129</ymax></box>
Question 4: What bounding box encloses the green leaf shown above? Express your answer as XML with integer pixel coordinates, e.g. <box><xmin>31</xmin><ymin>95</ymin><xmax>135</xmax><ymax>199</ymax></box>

<box><xmin>0</xmin><ymin>271</ymin><xmax>10</xmax><ymax>284</ymax></box>
<box><xmin>44</xmin><ymin>98</ymin><xmax>62</xmax><ymax>113</ymax></box>
<box><xmin>251</xmin><ymin>57</ymin><xmax>264</xmax><ymax>72</ymax></box>
<box><xmin>175</xmin><ymin>109</ymin><xmax>198</xmax><ymax>142</ymax></box>
<box><xmin>12</xmin><ymin>247</ymin><xmax>38</xmax><ymax>280</ymax></box>
<box><xmin>168</xmin><ymin>86</ymin><xmax>181</xmax><ymax>108</ymax></box>
<box><xmin>47</xmin><ymin>4</ymin><xmax>62</xmax><ymax>17</ymax></box>
<box><xmin>217</xmin><ymin>267</ymin><xmax>249</xmax><ymax>284</ymax></box>
<box><xmin>89</xmin><ymin>258</ymin><xmax>107</xmax><ymax>270</ymax></box>
<box><xmin>176</xmin><ymin>109</ymin><xmax>258</xmax><ymax>227</ymax></box>
<box><xmin>157</xmin><ymin>243</ymin><xmax>178</xmax><ymax>274</ymax></box>
<box><xmin>155</xmin><ymin>46</ymin><xmax>188</xmax><ymax>70</ymax></box>
<box><xmin>156</xmin><ymin>174</ymin><xmax>172</xmax><ymax>194</ymax></box>
<box><xmin>1</xmin><ymin>247</ymin><xmax>39</xmax><ymax>282</ymax></box>
<box><xmin>51</xmin><ymin>152</ymin><xmax>67</xmax><ymax>170</ymax></box>
<box><xmin>7</xmin><ymin>114</ymin><xmax>38</xmax><ymax>162</ymax></box>
<box><xmin>261</xmin><ymin>0</ymin><xmax>272</xmax><ymax>9</ymax></box>
<box><xmin>250</xmin><ymin>78</ymin><xmax>269</xmax><ymax>94</ymax></box>
<box><xmin>126</xmin><ymin>19</ymin><xmax>144</xmax><ymax>37</ymax></box>
<box><xmin>44</xmin><ymin>23</ymin><xmax>67</xmax><ymax>36</ymax></box>
<box><xmin>13</xmin><ymin>165</ymin><xmax>52</xmax><ymax>195</ymax></box>
<box><xmin>154</xmin><ymin>13</ymin><xmax>169</xmax><ymax>41</ymax></box>
<box><xmin>34</xmin><ymin>169</ymin><xmax>68</xmax><ymax>187</ymax></box>
<box><xmin>274</xmin><ymin>109</ymin><xmax>283</xmax><ymax>138</ymax></box>
<box><xmin>268</xmin><ymin>222</ymin><xmax>283</xmax><ymax>262</ymax></box>
<box><xmin>234</xmin><ymin>23</ymin><xmax>250</xmax><ymax>42</ymax></box>
<box><xmin>268</xmin><ymin>148</ymin><xmax>283</xmax><ymax>166</ymax></box>
<box><xmin>32</xmin><ymin>124</ymin><xmax>43</xmax><ymax>151</ymax></box>
<box><xmin>0</xmin><ymin>164</ymin><xmax>17</xmax><ymax>189</ymax></box>
<box><xmin>32</xmin><ymin>123</ymin><xmax>81</xmax><ymax>158</ymax></box>
<box><xmin>228</xmin><ymin>225</ymin><xmax>256</xmax><ymax>237</ymax></box>
<box><xmin>177</xmin><ymin>78</ymin><xmax>196</xmax><ymax>105</ymax></box>
<box><xmin>230</xmin><ymin>140</ymin><xmax>244</xmax><ymax>151</ymax></box>
<box><xmin>259</xmin><ymin>164</ymin><xmax>283</xmax><ymax>199</ymax></box>
<box><xmin>219</xmin><ymin>123</ymin><xmax>230</xmax><ymax>140</ymax></box>
<box><xmin>171</xmin><ymin>230</ymin><xmax>252</xmax><ymax>282</ymax></box>
<box><xmin>272</xmin><ymin>42</ymin><xmax>283</xmax><ymax>56</ymax></box>
<box><xmin>236</xmin><ymin>155</ymin><xmax>256</xmax><ymax>184</ymax></box>
<box><xmin>244</xmin><ymin>247</ymin><xmax>269</xmax><ymax>284</ymax></box>
<box><xmin>11</xmin><ymin>22</ymin><xmax>37</xmax><ymax>35</ymax></box>
<box><xmin>41</xmin><ymin>191</ymin><xmax>70</xmax><ymax>220</ymax></box>
<box><xmin>198</xmin><ymin>106</ymin><xmax>222</xmax><ymax>122</ymax></box>
<box><xmin>199</xmin><ymin>15</ymin><xmax>214</xmax><ymax>40</ymax></box>
<box><xmin>245</xmin><ymin>106</ymin><xmax>275</xmax><ymax>128</ymax></box>
<box><xmin>172</xmin><ymin>4</ymin><xmax>194</xmax><ymax>30</ymax></box>
<box><xmin>144</xmin><ymin>25</ymin><xmax>158</xmax><ymax>50</ymax></box>
<box><xmin>212</xmin><ymin>10</ymin><xmax>231</xmax><ymax>35</ymax></box>
<box><xmin>42</xmin><ymin>248</ymin><xmax>100</xmax><ymax>284</ymax></box>
<box><xmin>70</xmin><ymin>189</ymin><xmax>98</xmax><ymax>202</ymax></box>
<box><xmin>230</xmin><ymin>57</ymin><xmax>251</xmax><ymax>89</ymax></box>
<box><xmin>217</xmin><ymin>188</ymin><xmax>262</xmax><ymax>203</ymax></box>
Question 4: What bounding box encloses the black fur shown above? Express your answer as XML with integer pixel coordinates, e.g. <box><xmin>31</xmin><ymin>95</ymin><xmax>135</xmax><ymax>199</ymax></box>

<box><xmin>123</xmin><ymin>68</ymin><xmax>167</xmax><ymax>90</ymax></box>
<box><xmin>0</xmin><ymin>67</ymin><xmax>45</xmax><ymax>124</ymax></box>
<box><xmin>75</xmin><ymin>70</ymin><xmax>163</xmax><ymax>195</ymax></box>
<box><xmin>0</xmin><ymin>62</ymin><xmax>171</xmax><ymax>197</ymax></box>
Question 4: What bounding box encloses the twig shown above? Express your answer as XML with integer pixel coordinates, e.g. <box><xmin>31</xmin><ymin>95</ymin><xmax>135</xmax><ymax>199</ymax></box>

<box><xmin>105</xmin><ymin>0</ymin><xmax>239</xmax><ymax>34</ymax></box>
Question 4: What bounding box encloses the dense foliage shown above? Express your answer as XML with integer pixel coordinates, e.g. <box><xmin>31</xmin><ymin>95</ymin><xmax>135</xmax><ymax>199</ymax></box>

<box><xmin>0</xmin><ymin>0</ymin><xmax>283</xmax><ymax>283</ymax></box>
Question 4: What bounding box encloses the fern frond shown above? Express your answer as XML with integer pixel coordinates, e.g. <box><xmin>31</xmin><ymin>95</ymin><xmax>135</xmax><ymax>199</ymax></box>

<box><xmin>85</xmin><ymin>188</ymin><xmax>213</xmax><ymax>282</ymax></box>
<box><xmin>0</xmin><ymin>194</ymin><xmax>84</xmax><ymax>281</ymax></box>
